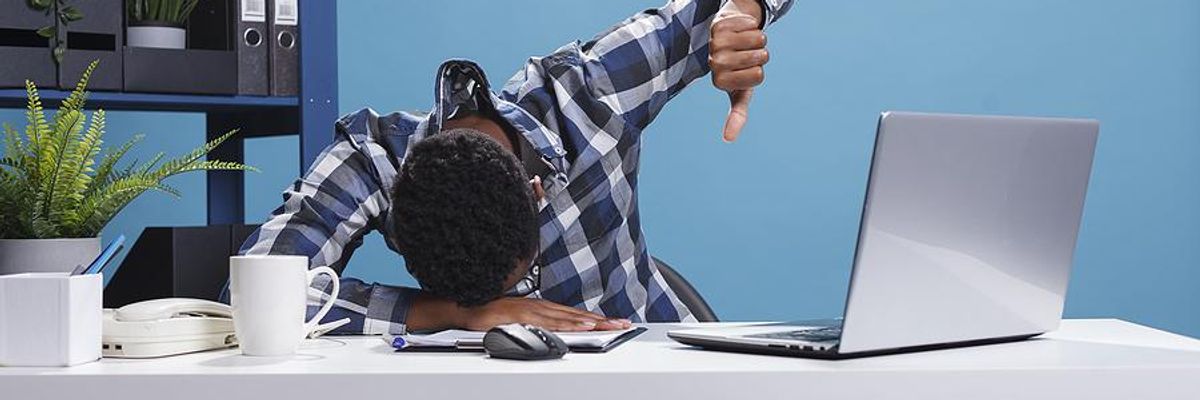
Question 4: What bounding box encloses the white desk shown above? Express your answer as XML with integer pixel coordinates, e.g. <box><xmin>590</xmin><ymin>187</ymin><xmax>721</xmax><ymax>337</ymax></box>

<box><xmin>2</xmin><ymin>319</ymin><xmax>1198</xmax><ymax>400</ymax></box>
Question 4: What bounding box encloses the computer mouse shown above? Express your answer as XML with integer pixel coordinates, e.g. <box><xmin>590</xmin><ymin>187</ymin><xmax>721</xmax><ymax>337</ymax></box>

<box><xmin>483</xmin><ymin>323</ymin><xmax>568</xmax><ymax>360</ymax></box>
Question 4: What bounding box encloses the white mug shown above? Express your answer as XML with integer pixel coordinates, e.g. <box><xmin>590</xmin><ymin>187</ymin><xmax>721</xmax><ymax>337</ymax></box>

<box><xmin>229</xmin><ymin>255</ymin><xmax>340</xmax><ymax>356</ymax></box>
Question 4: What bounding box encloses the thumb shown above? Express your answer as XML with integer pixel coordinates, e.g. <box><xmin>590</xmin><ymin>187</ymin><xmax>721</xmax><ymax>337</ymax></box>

<box><xmin>723</xmin><ymin>88</ymin><xmax>754</xmax><ymax>142</ymax></box>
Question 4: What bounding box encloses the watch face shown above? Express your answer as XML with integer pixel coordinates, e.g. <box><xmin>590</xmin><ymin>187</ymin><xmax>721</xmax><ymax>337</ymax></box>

<box><xmin>507</xmin><ymin>263</ymin><xmax>541</xmax><ymax>297</ymax></box>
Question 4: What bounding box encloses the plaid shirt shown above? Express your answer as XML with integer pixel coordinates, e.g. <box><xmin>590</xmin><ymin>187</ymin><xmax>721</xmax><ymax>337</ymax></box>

<box><xmin>240</xmin><ymin>0</ymin><xmax>794</xmax><ymax>334</ymax></box>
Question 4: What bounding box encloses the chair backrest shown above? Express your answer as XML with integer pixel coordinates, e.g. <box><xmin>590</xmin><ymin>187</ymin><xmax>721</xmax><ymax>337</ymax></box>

<box><xmin>651</xmin><ymin>257</ymin><xmax>718</xmax><ymax>322</ymax></box>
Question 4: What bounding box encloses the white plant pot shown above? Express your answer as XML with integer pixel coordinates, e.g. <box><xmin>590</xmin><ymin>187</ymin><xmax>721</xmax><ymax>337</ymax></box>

<box><xmin>127</xmin><ymin>25</ymin><xmax>186</xmax><ymax>49</ymax></box>
<box><xmin>0</xmin><ymin>237</ymin><xmax>101</xmax><ymax>276</ymax></box>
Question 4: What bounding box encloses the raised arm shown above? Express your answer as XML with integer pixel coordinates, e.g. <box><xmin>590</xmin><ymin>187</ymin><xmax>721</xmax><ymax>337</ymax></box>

<box><xmin>501</xmin><ymin>0</ymin><xmax>792</xmax><ymax>141</ymax></box>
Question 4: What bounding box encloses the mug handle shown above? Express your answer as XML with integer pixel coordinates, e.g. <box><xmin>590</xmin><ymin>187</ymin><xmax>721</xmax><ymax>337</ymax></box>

<box><xmin>302</xmin><ymin>266</ymin><xmax>341</xmax><ymax>340</ymax></box>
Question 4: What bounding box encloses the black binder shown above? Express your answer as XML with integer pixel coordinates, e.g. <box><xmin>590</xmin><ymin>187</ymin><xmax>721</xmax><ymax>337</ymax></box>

<box><xmin>267</xmin><ymin>0</ymin><xmax>299</xmax><ymax>96</ymax></box>
<box><xmin>235</xmin><ymin>0</ymin><xmax>269</xmax><ymax>95</ymax></box>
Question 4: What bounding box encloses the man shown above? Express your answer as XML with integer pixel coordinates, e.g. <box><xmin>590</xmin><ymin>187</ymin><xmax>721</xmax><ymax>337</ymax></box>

<box><xmin>240</xmin><ymin>0</ymin><xmax>793</xmax><ymax>334</ymax></box>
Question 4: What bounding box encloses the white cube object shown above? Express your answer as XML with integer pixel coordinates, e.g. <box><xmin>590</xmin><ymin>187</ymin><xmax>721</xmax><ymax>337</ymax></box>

<box><xmin>0</xmin><ymin>273</ymin><xmax>102</xmax><ymax>367</ymax></box>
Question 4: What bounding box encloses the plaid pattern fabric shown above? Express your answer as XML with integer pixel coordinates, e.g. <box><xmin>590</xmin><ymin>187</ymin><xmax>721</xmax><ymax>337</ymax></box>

<box><xmin>240</xmin><ymin>0</ymin><xmax>793</xmax><ymax>334</ymax></box>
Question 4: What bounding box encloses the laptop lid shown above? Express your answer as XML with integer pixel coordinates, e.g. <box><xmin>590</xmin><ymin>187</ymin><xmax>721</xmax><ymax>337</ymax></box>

<box><xmin>837</xmin><ymin>112</ymin><xmax>1099</xmax><ymax>354</ymax></box>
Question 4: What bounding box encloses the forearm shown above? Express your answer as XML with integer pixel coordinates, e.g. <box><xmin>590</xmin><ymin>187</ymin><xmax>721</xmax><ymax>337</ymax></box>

<box><xmin>409</xmin><ymin>294</ymin><xmax>633</xmax><ymax>332</ymax></box>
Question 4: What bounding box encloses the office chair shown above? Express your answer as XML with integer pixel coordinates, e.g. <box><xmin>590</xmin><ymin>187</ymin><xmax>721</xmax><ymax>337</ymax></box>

<box><xmin>651</xmin><ymin>256</ymin><xmax>719</xmax><ymax>322</ymax></box>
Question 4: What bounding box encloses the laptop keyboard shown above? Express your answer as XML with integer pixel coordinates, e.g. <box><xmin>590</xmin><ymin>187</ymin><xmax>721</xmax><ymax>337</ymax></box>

<box><xmin>746</xmin><ymin>326</ymin><xmax>842</xmax><ymax>342</ymax></box>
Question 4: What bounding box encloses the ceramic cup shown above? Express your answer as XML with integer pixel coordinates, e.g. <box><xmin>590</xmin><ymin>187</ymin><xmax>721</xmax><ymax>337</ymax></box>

<box><xmin>229</xmin><ymin>255</ymin><xmax>339</xmax><ymax>356</ymax></box>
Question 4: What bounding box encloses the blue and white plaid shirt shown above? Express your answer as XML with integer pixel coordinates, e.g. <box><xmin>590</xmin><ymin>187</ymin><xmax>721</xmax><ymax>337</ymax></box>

<box><xmin>240</xmin><ymin>0</ymin><xmax>793</xmax><ymax>334</ymax></box>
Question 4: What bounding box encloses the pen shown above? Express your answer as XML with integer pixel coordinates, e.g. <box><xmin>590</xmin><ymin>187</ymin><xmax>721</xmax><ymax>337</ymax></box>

<box><xmin>384</xmin><ymin>333</ymin><xmax>407</xmax><ymax>349</ymax></box>
<box><xmin>81</xmin><ymin>234</ymin><xmax>126</xmax><ymax>276</ymax></box>
<box><xmin>69</xmin><ymin>264</ymin><xmax>88</xmax><ymax>275</ymax></box>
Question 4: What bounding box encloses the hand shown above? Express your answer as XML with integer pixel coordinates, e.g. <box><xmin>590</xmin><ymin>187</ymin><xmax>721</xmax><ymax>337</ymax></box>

<box><xmin>709</xmin><ymin>0</ymin><xmax>768</xmax><ymax>142</ymax></box>
<box><xmin>457</xmin><ymin>297</ymin><xmax>632</xmax><ymax>332</ymax></box>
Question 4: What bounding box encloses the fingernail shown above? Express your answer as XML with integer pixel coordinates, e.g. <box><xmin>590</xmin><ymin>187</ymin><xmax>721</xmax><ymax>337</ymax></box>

<box><xmin>578</xmin><ymin>321</ymin><xmax>596</xmax><ymax>328</ymax></box>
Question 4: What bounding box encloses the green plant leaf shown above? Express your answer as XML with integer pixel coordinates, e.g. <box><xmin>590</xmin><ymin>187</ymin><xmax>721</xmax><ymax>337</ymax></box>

<box><xmin>138</xmin><ymin>151</ymin><xmax>165</xmax><ymax>174</ymax></box>
<box><xmin>87</xmin><ymin>134</ymin><xmax>142</xmax><ymax>197</ymax></box>
<box><xmin>126</xmin><ymin>0</ymin><xmax>199</xmax><ymax>25</ymax></box>
<box><xmin>172</xmin><ymin>159</ymin><xmax>260</xmax><ymax>175</ymax></box>
<box><xmin>155</xmin><ymin>182</ymin><xmax>182</xmax><ymax>198</ymax></box>
<box><xmin>53</xmin><ymin>45</ymin><xmax>65</xmax><ymax>64</ymax></box>
<box><xmin>73</xmin><ymin>128</ymin><xmax>256</xmax><ymax>236</ymax></box>
<box><xmin>41</xmin><ymin>61</ymin><xmax>98</xmax><ymax>222</ymax></box>
<box><xmin>27</xmin><ymin>0</ymin><xmax>52</xmax><ymax>11</ymax></box>
<box><xmin>177</xmin><ymin>0</ymin><xmax>200</xmax><ymax>24</ymax></box>
<box><xmin>3</xmin><ymin>123</ymin><xmax>26</xmax><ymax>165</ymax></box>
<box><xmin>76</xmin><ymin>174</ymin><xmax>163</xmax><ymax>235</ymax></box>
<box><xmin>40</xmin><ymin>108</ymin><xmax>84</xmax><ymax>225</ymax></box>
<box><xmin>61</xmin><ymin>5</ymin><xmax>83</xmax><ymax>21</ymax></box>
<box><xmin>147</xmin><ymin>129</ymin><xmax>241</xmax><ymax>179</ymax></box>
<box><xmin>35</xmin><ymin>26</ymin><xmax>56</xmax><ymax>38</ymax></box>
<box><xmin>147</xmin><ymin>0</ymin><xmax>160</xmax><ymax>22</ymax></box>
<box><xmin>0</xmin><ymin>166</ymin><xmax>24</xmax><ymax>238</ymax></box>
<box><xmin>4</xmin><ymin>61</ymin><xmax>255</xmax><ymax>238</ymax></box>
<box><xmin>59</xmin><ymin>110</ymin><xmax>104</xmax><ymax>230</ymax></box>
<box><xmin>128</xmin><ymin>0</ymin><xmax>143</xmax><ymax>21</ymax></box>
<box><xmin>23</xmin><ymin>80</ymin><xmax>49</xmax><ymax>196</ymax></box>
<box><xmin>60</xmin><ymin>60</ymin><xmax>96</xmax><ymax>112</ymax></box>
<box><xmin>164</xmin><ymin>0</ymin><xmax>179</xmax><ymax>23</ymax></box>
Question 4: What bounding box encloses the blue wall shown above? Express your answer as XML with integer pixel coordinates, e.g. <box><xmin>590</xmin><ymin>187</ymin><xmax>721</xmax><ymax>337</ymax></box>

<box><xmin>4</xmin><ymin>0</ymin><xmax>1197</xmax><ymax>337</ymax></box>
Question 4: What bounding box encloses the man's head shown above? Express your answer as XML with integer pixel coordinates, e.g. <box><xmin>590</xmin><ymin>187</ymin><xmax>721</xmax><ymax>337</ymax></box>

<box><xmin>389</xmin><ymin>127</ymin><xmax>540</xmax><ymax>306</ymax></box>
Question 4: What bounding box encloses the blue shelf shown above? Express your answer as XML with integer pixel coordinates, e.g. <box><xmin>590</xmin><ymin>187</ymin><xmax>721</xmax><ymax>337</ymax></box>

<box><xmin>0</xmin><ymin>0</ymin><xmax>337</xmax><ymax>226</ymax></box>
<box><xmin>0</xmin><ymin>89</ymin><xmax>298</xmax><ymax>112</ymax></box>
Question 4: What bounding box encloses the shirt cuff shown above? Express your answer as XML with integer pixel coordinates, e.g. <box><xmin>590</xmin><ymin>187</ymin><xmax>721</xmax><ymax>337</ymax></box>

<box><xmin>758</xmin><ymin>0</ymin><xmax>794</xmax><ymax>30</ymax></box>
<box><xmin>363</xmin><ymin>284</ymin><xmax>421</xmax><ymax>335</ymax></box>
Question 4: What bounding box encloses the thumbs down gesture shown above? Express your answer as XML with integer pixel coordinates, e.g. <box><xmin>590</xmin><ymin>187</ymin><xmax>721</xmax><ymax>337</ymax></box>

<box><xmin>709</xmin><ymin>0</ymin><xmax>769</xmax><ymax>142</ymax></box>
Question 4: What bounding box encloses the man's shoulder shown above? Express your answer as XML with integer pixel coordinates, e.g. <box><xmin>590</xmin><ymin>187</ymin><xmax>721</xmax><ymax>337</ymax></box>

<box><xmin>334</xmin><ymin>107</ymin><xmax>429</xmax><ymax>157</ymax></box>
<box><xmin>337</xmin><ymin>108</ymin><xmax>426</xmax><ymax>139</ymax></box>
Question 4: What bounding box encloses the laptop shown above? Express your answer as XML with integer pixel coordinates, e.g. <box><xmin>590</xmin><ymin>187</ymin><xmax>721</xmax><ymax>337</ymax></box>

<box><xmin>668</xmin><ymin>111</ymin><xmax>1099</xmax><ymax>359</ymax></box>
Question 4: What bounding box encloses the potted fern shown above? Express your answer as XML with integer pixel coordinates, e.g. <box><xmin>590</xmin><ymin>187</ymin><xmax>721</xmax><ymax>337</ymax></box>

<box><xmin>126</xmin><ymin>0</ymin><xmax>200</xmax><ymax>49</ymax></box>
<box><xmin>0</xmin><ymin>61</ymin><xmax>254</xmax><ymax>275</ymax></box>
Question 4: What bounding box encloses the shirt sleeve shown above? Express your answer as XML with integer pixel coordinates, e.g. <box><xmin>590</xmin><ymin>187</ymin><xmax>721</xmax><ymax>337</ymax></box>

<box><xmin>500</xmin><ymin>0</ymin><xmax>794</xmax><ymax>136</ymax></box>
<box><xmin>237</xmin><ymin>130</ymin><xmax>419</xmax><ymax>335</ymax></box>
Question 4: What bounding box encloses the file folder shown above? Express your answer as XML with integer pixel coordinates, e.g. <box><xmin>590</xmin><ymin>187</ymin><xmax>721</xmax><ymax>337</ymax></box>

<box><xmin>236</xmin><ymin>0</ymin><xmax>269</xmax><ymax>95</ymax></box>
<box><xmin>267</xmin><ymin>0</ymin><xmax>299</xmax><ymax>96</ymax></box>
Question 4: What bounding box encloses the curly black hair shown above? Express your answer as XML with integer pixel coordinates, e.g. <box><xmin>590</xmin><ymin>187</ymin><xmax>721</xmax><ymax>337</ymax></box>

<box><xmin>389</xmin><ymin>128</ymin><xmax>539</xmax><ymax>307</ymax></box>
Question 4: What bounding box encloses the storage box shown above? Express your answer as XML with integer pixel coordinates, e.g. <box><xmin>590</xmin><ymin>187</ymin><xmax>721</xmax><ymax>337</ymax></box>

<box><xmin>104</xmin><ymin>224</ymin><xmax>260</xmax><ymax>307</ymax></box>
<box><xmin>58</xmin><ymin>0</ymin><xmax>123</xmax><ymax>91</ymax></box>
<box><xmin>120</xmin><ymin>0</ymin><xmax>240</xmax><ymax>95</ymax></box>
<box><xmin>122</xmin><ymin>47</ymin><xmax>237</xmax><ymax>94</ymax></box>
<box><xmin>0</xmin><ymin>273</ymin><xmax>102</xmax><ymax>367</ymax></box>
<box><xmin>0</xmin><ymin>0</ymin><xmax>58</xmax><ymax>88</ymax></box>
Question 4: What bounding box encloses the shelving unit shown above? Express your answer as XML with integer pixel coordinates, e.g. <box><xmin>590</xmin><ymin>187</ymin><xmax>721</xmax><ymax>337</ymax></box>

<box><xmin>0</xmin><ymin>0</ymin><xmax>338</xmax><ymax>226</ymax></box>
<box><xmin>0</xmin><ymin>90</ymin><xmax>299</xmax><ymax>111</ymax></box>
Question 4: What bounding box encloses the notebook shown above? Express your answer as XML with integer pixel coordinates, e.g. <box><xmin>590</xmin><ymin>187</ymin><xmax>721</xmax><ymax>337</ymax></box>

<box><xmin>385</xmin><ymin>327</ymin><xmax>647</xmax><ymax>353</ymax></box>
